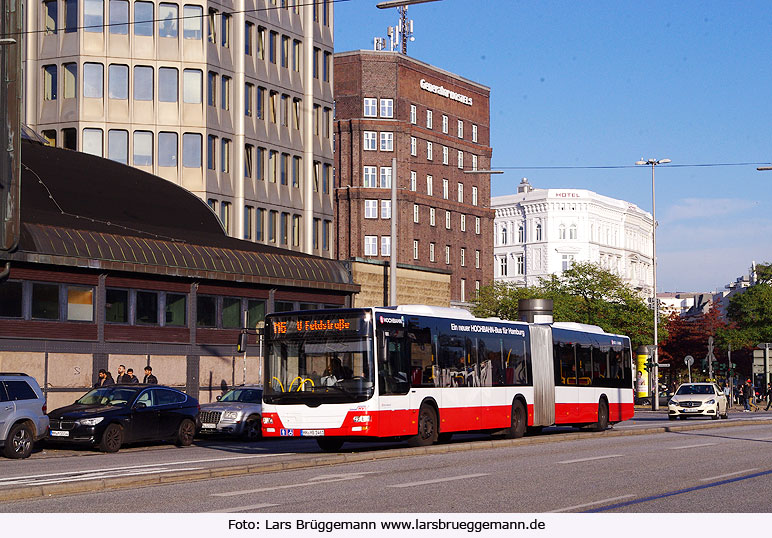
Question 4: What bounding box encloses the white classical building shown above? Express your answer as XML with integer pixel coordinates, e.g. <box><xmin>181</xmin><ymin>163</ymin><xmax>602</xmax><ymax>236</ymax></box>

<box><xmin>492</xmin><ymin>178</ymin><xmax>654</xmax><ymax>294</ymax></box>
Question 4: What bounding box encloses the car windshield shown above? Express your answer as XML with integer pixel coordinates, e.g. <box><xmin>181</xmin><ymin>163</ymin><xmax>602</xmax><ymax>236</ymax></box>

<box><xmin>220</xmin><ymin>388</ymin><xmax>263</xmax><ymax>403</ymax></box>
<box><xmin>676</xmin><ymin>384</ymin><xmax>715</xmax><ymax>396</ymax></box>
<box><xmin>76</xmin><ymin>387</ymin><xmax>137</xmax><ymax>406</ymax></box>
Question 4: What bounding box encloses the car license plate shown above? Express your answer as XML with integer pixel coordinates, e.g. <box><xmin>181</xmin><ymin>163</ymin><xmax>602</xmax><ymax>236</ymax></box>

<box><xmin>682</xmin><ymin>409</ymin><xmax>698</xmax><ymax>413</ymax></box>
<box><xmin>50</xmin><ymin>430</ymin><xmax>69</xmax><ymax>437</ymax></box>
<box><xmin>301</xmin><ymin>429</ymin><xmax>325</xmax><ymax>437</ymax></box>
<box><xmin>202</xmin><ymin>423</ymin><xmax>217</xmax><ymax>429</ymax></box>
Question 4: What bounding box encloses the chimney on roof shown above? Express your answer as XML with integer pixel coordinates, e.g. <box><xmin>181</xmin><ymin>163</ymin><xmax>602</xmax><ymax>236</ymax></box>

<box><xmin>517</xmin><ymin>177</ymin><xmax>533</xmax><ymax>194</ymax></box>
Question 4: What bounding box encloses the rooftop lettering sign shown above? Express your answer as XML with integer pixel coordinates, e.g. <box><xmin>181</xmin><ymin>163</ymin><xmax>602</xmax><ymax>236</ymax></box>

<box><xmin>419</xmin><ymin>79</ymin><xmax>473</xmax><ymax>106</ymax></box>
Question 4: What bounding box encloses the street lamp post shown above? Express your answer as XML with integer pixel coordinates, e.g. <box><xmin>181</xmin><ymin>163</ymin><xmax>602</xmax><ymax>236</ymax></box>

<box><xmin>636</xmin><ymin>158</ymin><xmax>671</xmax><ymax>410</ymax></box>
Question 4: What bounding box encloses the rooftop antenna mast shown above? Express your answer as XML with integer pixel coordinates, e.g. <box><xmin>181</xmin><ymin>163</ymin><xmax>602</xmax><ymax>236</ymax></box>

<box><xmin>377</xmin><ymin>0</ymin><xmax>444</xmax><ymax>54</ymax></box>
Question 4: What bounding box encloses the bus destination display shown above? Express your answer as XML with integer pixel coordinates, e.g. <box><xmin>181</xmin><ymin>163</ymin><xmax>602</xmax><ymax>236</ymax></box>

<box><xmin>270</xmin><ymin>315</ymin><xmax>365</xmax><ymax>337</ymax></box>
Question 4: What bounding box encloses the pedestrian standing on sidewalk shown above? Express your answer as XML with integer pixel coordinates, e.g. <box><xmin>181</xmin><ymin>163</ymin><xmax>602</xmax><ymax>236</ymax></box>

<box><xmin>747</xmin><ymin>380</ymin><xmax>760</xmax><ymax>412</ymax></box>
<box><xmin>742</xmin><ymin>380</ymin><xmax>751</xmax><ymax>412</ymax></box>
<box><xmin>765</xmin><ymin>382</ymin><xmax>772</xmax><ymax>411</ymax></box>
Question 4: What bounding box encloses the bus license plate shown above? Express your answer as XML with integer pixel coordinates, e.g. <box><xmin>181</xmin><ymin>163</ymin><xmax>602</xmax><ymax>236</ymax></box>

<box><xmin>50</xmin><ymin>430</ymin><xmax>69</xmax><ymax>437</ymax></box>
<box><xmin>301</xmin><ymin>430</ymin><xmax>325</xmax><ymax>437</ymax></box>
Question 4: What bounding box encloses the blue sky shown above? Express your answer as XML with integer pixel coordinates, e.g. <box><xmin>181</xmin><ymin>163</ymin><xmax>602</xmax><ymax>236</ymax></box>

<box><xmin>333</xmin><ymin>0</ymin><xmax>772</xmax><ymax>293</ymax></box>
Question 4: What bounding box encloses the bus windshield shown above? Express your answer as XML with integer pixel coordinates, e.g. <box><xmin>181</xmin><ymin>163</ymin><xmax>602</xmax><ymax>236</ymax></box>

<box><xmin>264</xmin><ymin>311</ymin><xmax>375</xmax><ymax>404</ymax></box>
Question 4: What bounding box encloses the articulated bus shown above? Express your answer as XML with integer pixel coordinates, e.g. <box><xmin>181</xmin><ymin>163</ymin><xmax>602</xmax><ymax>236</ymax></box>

<box><xmin>261</xmin><ymin>305</ymin><xmax>634</xmax><ymax>451</ymax></box>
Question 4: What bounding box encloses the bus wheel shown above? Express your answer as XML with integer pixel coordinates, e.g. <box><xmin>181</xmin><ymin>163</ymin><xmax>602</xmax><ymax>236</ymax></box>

<box><xmin>408</xmin><ymin>404</ymin><xmax>438</xmax><ymax>447</ymax></box>
<box><xmin>590</xmin><ymin>400</ymin><xmax>609</xmax><ymax>432</ymax></box>
<box><xmin>504</xmin><ymin>400</ymin><xmax>526</xmax><ymax>439</ymax></box>
<box><xmin>316</xmin><ymin>438</ymin><xmax>344</xmax><ymax>452</ymax></box>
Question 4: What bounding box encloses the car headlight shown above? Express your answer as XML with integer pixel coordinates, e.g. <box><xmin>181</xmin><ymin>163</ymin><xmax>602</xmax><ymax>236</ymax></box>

<box><xmin>668</xmin><ymin>399</ymin><xmax>676</xmax><ymax>406</ymax></box>
<box><xmin>706</xmin><ymin>399</ymin><xmax>715</xmax><ymax>405</ymax></box>
<box><xmin>76</xmin><ymin>417</ymin><xmax>104</xmax><ymax>426</ymax></box>
<box><xmin>222</xmin><ymin>411</ymin><xmax>240</xmax><ymax>421</ymax></box>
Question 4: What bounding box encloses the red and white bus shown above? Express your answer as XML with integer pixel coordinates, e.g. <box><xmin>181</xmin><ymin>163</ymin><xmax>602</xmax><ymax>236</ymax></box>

<box><xmin>261</xmin><ymin>305</ymin><xmax>634</xmax><ymax>451</ymax></box>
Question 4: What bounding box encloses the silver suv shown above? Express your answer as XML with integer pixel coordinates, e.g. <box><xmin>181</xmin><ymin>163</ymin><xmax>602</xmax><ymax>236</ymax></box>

<box><xmin>0</xmin><ymin>373</ymin><xmax>49</xmax><ymax>459</ymax></box>
<box><xmin>197</xmin><ymin>385</ymin><xmax>262</xmax><ymax>440</ymax></box>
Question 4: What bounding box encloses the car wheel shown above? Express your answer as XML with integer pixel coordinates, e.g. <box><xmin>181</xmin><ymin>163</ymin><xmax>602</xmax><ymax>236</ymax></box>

<box><xmin>175</xmin><ymin>419</ymin><xmax>196</xmax><ymax>447</ymax></box>
<box><xmin>711</xmin><ymin>412</ymin><xmax>719</xmax><ymax>420</ymax></box>
<box><xmin>503</xmin><ymin>400</ymin><xmax>527</xmax><ymax>439</ymax></box>
<box><xmin>242</xmin><ymin>415</ymin><xmax>262</xmax><ymax>441</ymax></box>
<box><xmin>3</xmin><ymin>422</ymin><xmax>34</xmax><ymax>459</ymax></box>
<box><xmin>408</xmin><ymin>404</ymin><xmax>438</xmax><ymax>447</ymax></box>
<box><xmin>316</xmin><ymin>438</ymin><xmax>344</xmax><ymax>452</ymax></box>
<box><xmin>99</xmin><ymin>423</ymin><xmax>123</xmax><ymax>453</ymax></box>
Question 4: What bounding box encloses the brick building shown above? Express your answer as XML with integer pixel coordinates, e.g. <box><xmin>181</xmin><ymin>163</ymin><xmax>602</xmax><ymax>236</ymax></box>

<box><xmin>334</xmin><ymin>50</ymin><xmax>494</xmax><ymax>304</ymax></box>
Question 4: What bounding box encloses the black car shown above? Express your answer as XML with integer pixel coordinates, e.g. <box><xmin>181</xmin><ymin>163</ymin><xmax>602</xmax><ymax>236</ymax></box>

<box><xmin>47</xmin><ymin>385</ymin><xmax>199</xmax><ymax>453</ymax></box>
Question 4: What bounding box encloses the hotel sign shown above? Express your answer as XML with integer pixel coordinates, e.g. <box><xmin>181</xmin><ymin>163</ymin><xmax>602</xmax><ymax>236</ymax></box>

<box><xmin>419</xmin><ymin>79</ymin><xmax>473</xmax><ymax>106</ymax></box>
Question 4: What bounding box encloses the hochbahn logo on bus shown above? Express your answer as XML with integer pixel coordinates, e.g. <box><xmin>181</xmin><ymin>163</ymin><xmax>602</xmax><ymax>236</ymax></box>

<box><xmin>379</xmin><ymin>315</ymin><xmax>406</xmax><ymax>326</ymax></box>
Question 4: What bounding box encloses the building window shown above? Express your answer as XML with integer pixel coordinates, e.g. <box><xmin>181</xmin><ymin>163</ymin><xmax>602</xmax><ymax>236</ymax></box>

<box><xmin>312</xmin><ymin>47</ymin><xmax>320</xmax><ymax>78</ymax></box>
<box><xmin>280</xmin><ymin>153</ymin><xmax>288</xmax><ymax>184</ymax></box>
<box><xmin>475</xmin><ymin>250</ymin><xmax>480</xmax><ymax>269</ymax></box>
<box><xmin>44</xmin><ymin>0</ymin><xmax>58</xmax><ymax>34</ymax></box>
<box><xmin>364</xmin><ymin>236</ymin><xmax>378</xmax><ymax>256</ymax></box>
<box><xmin>442</xmin><ymin>114</ymin><xmax>448</xmax><ymax>133</ymax></box>
<box><xmin>363</xmin><ymin>98</ymin><xmax>377</xmax><ymax>117</ymax></box>
<box><xmin>268</xmin><ymin>210</ymin><xmax>277</xmax><ymax>242</ymax></box>
<box><xmin>380</xmin><ymin>132</ymin><xmax>394</xmax><ymax>152</ymax></box>
<box><xmin>442</xmin><ymin>179</ymin><xmax>449</xmax><ymax>200</ymax></box>
<box><xmin>429</xmin><ymin>243</ymin><xmax>435</xmax><ymax>262</ymax></box>
<box><xmin>183</xmin><ymin>5</ymin><xmax>202</xmax><ymax>39</ymax></box>
<box><xmin>475</xmin><ymin>216</ymin><xmax>481</xmax><ymax>235</ymax></box>
<box><xmin>562</xmin><ymin>254</ymin><xmax>575</xmax><ymax>272</ymax></box>
<box><xmin>63</xmin><ymin>63</ymin><xmax>77</xmax><ymax>99</ymax></box>
<box><xmin>108</xmin><ymin>64</ymin><xmax>129</xmax><ymax>100</ymax></box>
<box><xmin>269</xmin><ymin>31</ymin><xmax>277</xmax><ymax>63</ymax></box>
<box><xmin>445</xmin><ymin>246</ymin><xmax>450</xmax><ymax>265</ymax></box>
<box><xmin>518</xmin><ymin>225</ymin><xmax>524</xmax><ymax>243</ymax></box>
<box><xmin>430</xmin><ymin>207</ymin><xmax>436</xmax><ymax>227</ymax></box>
<box><xmin>43</xmin><ymin>65</ymin><xmax>57</xmax><ymax>101</ymax></box>
<box><xmin>427</xmin><ymin>141</ymin><xmax>433</xmax><ymax>160</ymax></box>
<box><xmin>158</xmin><ymin>67</ymin><xmax>178</xmax><ymax>102</ymax></box>
<box><xmin>427</xmin><ymin>175</ymin><xmax>433</xmax><ymax>196</ymax></box>
<box><xmin>183</xmin><ymin>69</ymin><xmax>202</xmax><ymax>103</ymax></box>
<box><xmin>363</xmin><ymin>166</ymin><xmax>377</xmax><ymax>188</ymax></box>
<box><xmin>281</xmin><ymin>35</ymin><xmax>289</xmax><ymax>67</ymax></box>
<box><xmin>363</xmin><ymin>131</ymin><xmax>377</xmax><ymax>151</ymax></box>
<box><xmin>257</xmin><ymin>86</ymin><xmax>265</xmax><ymax>119</ymax></box>
<box><xmin>221</xmin><ymin>139</ymin><xmax>231</xmax><ymax>173</ymax></box>
<box><xmin>221</xmin><ymin>75</ymin><xmax>230</xmax><ymax>110</ymax></box>
<box><xmin>413</xmin><ymin>204</ymin><xmax>419</xmax><ymax>223</ymax></box>
<box><xmin>83</xmin><ymin>62</ymin><xmax>103</xmax><ymax>98</ymax></box>
<box><xmin>379</xmin><ymin>166</ymin><xmax>392</xmax><ymax>188</ymax></box>
<box><xmin>380</xmin><ymin>98</ymin><xmax>393</xmax><ymax>118</ymax></box>
<box><xmin>426</xmin><ymin>110</ymin><xmax>433</xmax><ymax>129</ymax></box>
<box><xmin>257</xmin><ymin>26</ymin><xmax>265</xmax><ymax>58</ymax></box>
<box><xmin>461</xmin><ymin>248</ymin><xmax>466</xmax><ymax>267</ymax></box>
<box><xmin>244</xmin><ymin>205</ymin><xmax>254</xmax><ymax>240</ymax></box>
<box><xmin>133</xmin><ymin>131</ymin><xmax>153</xmax><ymax>166</ymax></box>
<box><xmin>257</xmin><ymin>147</ymin><xmax>266</xmax><ymax>180</ymax></box>
<box><xmin>410</xmin><ymin>104</ymin><xmax>416</xmax><ymax>124</ymax></box>
<box><xmin>183</xmin><ymin>133</ymin><xmax>201</xmax><ymax>168</ymax></box>
<box><xmin>292</xmin><ymin>215</ymin><xmax>301</xmax><ymax>247</ymax></box>
<box><xmin>475</xmin><ymin>280</ymin><xmax>480</xmax><ymax>298</ymax></box>
<box><xmin>457</xmin><ymin>120</ymin><xmax>464</xmax><ymax>139</ymax></box>
<box><xmin>442</xmin><ymin>146</ymin><xmax>448</xmax><ymax>165</ymax></box>
<box><xmin>323</xmin><ymin>51</ymin><xmax>331</xmax><ymax>81</ymax></box>
<box><xmin>244</xmin><ymin>83</ymin><xmax>253</xmax><ymax>116</ymax></box>
<box><xmin>536</xmin><ymin>222</ymin><xmax>542</xmax><ymax>241</ymax></box>
<box><xmin>410</xmin><ymin>171</ymin><xmax>417</xmax><ymax>191</ymax></box>
<box><xmin>245</xmin><ymin>22</ymin><xmax>253</xmax><ymax>55</ymax></box>
<box><xmin>445</xmin><ymin>211</ymin><xmax>451</xmax><ymax>230</ymax></box>
<box><xmin>107</xmin><ymin>129</ymin><xmax>128</xmax><ymax>164</ymax></box>
<box><xmin>413</xmin><ymin>240</ymin><xmax>419</xmax><ymax>260</ymax></box>
<box><xmin>380</xmin><ymin>200</ymin><xmax>391</xmax><ymax>219</ymax></box>
<box><xmin>516</xmin><ymin>255</ymin><xmax>524</xmax><ymax>275</ymax></box>
<box><xmin>84</xmin><ymin>0</ymin><xmax>104</xmax><ymax>33</ymax></box>
<box><xmin>472</xmin><ymin>124</ymin><xmax>478</xmax><ymax>143</ymax></box>
<box><xmin>158</xmin><ymin>3</ymin><xmax>178</xmax><ymax>38</ymax></box>
<box><xmin>457</xmin><ymin>183</ymin><xmax>464</xmax><ymax>203</ymax></box>
<box><xmin>472</xmin><ymin>186</ymin><xmax>478</xmax><ymax>206</ymax></box>
<box><xmin>457</xmin><ymin>150</ymin><xmax>463</xmax><ymax>169</ymax></box>
<box><xmin>472</xmin><ymin>154</ymin><xmax>478</xmax><ymax>171</ymax></box>
<box><xmin>256</xmin><ymin>208</ymin><xmax>265</xmax><ymax>241</ymax></box>
<box><xmin>500</xmin><ymin>226</ymin><xmax>507</xmax><ymax>245</ymax></box>
<box><xmin>499</xmin><ymin>256</ymin><xmax>507</xmax><ymax>277</ymax></box>
<box><xmin>292</xmin><ymin>156</ymin><xmax>302</xmax><ymax>188</ymax></box>
<box><xmin>64</xmin><ymin>0</ymin><xmax>78</xmax><ymax>33</ymax></box>
<box><xmin>82</xmin><ymin>128</ymin><xmax>103</xmax><ymax>157</ymax></box>
<box><xmin>559</xmin><ymin>224</ymin><xmax>566</xmax><ymax>240</ymax></box>
<box><xmin>461</xmin><ymin>214</ymin><xmax>466</xmax><ymax>232</ymax></box>
<box><xmin>158</xmin><ymin>131</ymin><xmax>177</xmax><ymax>167</ymax></box>
<box><xmin>365</xmin><ymin>199</ymin><xmax>378</xmax><ymax>219</ymax></box>
<box><xmin>323</xmin><ymin>220</ymin><xmax>331</xmax><ymax>251</ymax></box>
<box><xmin>109</xmin><ymin>0</ymin><xmax>129</xmax><ymax>34</ymax></box>
<box><xmin>280</xmin><ymin>212</ymin><xmax>288</xmax><ymax>245</ymax></box>
<box><xmin>293</xmin><ymin>40</ymin><xmax>302</xmax><ymax>71</ymax></box>
<box><xmin>570</xmin><ymin>224</ymin><xmax>577</xmax><ymax>240</ymax></box>
<box><xmin>461</xmin><ymin>279</ymin><xmax>466</xmax><ymax>302</ymax></box>
<box><xmin>206</xmin><ymin>135</ymin><xmax>216</xmax><ymax>170</ymax></box>
<box><xmin>381</xmin><ymin>236</ymin><xmax>391</xmax><ymax>256</ymax></box>
<box><xmin>410</xmin><ymin>136</ymin><xmax>417</xmax><ymax>156</ymax></box>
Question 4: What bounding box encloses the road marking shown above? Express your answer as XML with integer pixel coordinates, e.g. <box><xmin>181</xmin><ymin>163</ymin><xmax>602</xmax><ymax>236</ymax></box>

<box><xmin>0</xmin><ymin>467</ymin><xmax>205</xmax><ymax>487</ymax></box>
<box><xmin>549</xmin><ymin>495</ymin><xmax>635</xmax><ymax>513</ymax></box>
<box><xmin>210</xmin><ymin>503</ymin><xmax>279</xmax><ymax>513</ymax></box>
<box><xmin>212</xmin><ymin>474</ymin><xmax>370</xmax><ymax>497</ymax></box>
<box><xmin>388</xmin><ymin>473</ymin><xmax>489</xmax><ymax>488</ymax></box>
<box><xmin>558</xmin><ymin>455</ymin><xmax>623</xmax><ymax>464</ymax></box>
<box><xmin>0</xmin><ymin>453</ymin><xmax>291</xmax><ymax>486</ymax></box>
<box><xmin>666</xmin><ymin>443</ymin><xmax>716</xmax><ymax>450</ymax></box>
<box><xmin>699</xmin><ymin>469</ymin><xmax>759</xmax><ymax>482</ymax></box>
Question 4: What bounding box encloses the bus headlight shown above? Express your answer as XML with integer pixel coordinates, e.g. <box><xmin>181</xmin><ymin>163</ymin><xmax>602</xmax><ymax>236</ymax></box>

<box><xmin>352</xmin><ymin>415</ymin><xmax>371</xmax><ymax>423</ymax></box>
<box><xmin>262</xmin><ymin>416</ymin><xmax>274</xmax><ymax>424</ymax></box>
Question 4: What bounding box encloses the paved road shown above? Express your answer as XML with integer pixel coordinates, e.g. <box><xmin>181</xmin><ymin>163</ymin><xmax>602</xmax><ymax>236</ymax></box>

<box><xmin>3</xmin><ymin>423</ymin><xmax>772</xmax><ymax>513</ymax></box>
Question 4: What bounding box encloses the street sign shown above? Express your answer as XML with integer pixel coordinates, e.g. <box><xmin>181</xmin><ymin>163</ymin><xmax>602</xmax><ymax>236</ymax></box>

<box><xmin>684</xmin><ymin>355</ymin><xmax>694</xmax><ymax>366</ymax></box>
<box><xmin>658</xmin><ymin>363</ymin><xmax>671</xmax><ymax>368</ymax></box>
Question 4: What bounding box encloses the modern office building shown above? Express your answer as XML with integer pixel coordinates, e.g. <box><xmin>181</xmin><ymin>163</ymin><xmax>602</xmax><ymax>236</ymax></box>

<box><xmin>492</xmin><ymin>178</ymin><xmax>654</xmax><ymax>294</ymax></box>
<box><xmin>23</xmin><ymin>0</ymin><xmax>334</xmax><ymax>257</ymax></box>
<box><xmin>333</xmin><ymin>50</ymin><xmax>494</xmax><ymax>304</ymax></box>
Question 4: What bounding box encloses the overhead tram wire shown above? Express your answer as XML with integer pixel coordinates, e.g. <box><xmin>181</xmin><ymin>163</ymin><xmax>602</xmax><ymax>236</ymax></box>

<box><xmin>0</xmin><ymin>0</ymin><xmax>352</xmax><ymax>38</ymax></box>
<box><xmin>489</xmin><ymin>162</ymin><xmax>772</xmax><ymax>170</ymax></box>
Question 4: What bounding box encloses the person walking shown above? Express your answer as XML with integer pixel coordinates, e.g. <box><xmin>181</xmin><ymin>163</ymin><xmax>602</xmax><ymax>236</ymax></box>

<box><xmin>747</xmin><ymin>380</ymin><xmax>759</xmax><ymax>412</ymax></box>
<box><xmin>143</xmin><ymin>366</ymin><xmax>158</xmax><ymax>384</ymax></box>
<box><xmin>93</xmin><ymin>369</ymin><xmax>114</xmax><ymax>388</ymax></box>
<box><xmin>765</xmin><ymin>382</ymin><xmax>772</xmax><ymax>411</ymax></box>
<box><xmin>126</xmin><ymin>368</ymin><xmax>139</xmax><ymax>384</ymax></box>
<box><xmin>742</xmin><ymin>380</ymin><xmax>751</xmax><ymax>412</ymax></box>
<box><xmin>115</xmin><ymin>364</ymin><xmax>130</xmax><ymax>384</ymax></box>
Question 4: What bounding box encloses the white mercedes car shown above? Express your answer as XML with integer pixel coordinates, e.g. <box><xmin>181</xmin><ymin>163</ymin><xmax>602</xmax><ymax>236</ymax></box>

<box><xmin>668</xmin><ymin>382</ymin><xmax>728</xmax><ymax>420</ymax></box>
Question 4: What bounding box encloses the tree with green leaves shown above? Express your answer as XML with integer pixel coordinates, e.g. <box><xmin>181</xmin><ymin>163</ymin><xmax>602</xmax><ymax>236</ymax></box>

<box><xmin>473</xmin><ymin>262</ymin><xmax>656</xmax><ymax>349</ymax></box>
<box><xmin>725</xmin><ymin>282</ymin><xmax>772</xmax><ymax>348</ymax></box>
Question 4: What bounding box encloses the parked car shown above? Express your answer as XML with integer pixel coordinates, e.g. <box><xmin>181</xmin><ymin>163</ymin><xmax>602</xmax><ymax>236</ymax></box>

<box><xmin>668</xmin><ymin>382</ymin><xmax>728</xmax><ymax>420</ymax></box>
<box><xmin>197</xmin><ymin>385</ymin><xmax>262</xmax><ymax>440</ymax></box>
<box><xmin>0</xmin><ymin>372</ymin><xmax>50</xmax><ymax>459</ymax></box>
<box><xmin>47</xmin><ymin>384</ymin><xmax>199</xmax><ymax>452</ymax></box>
